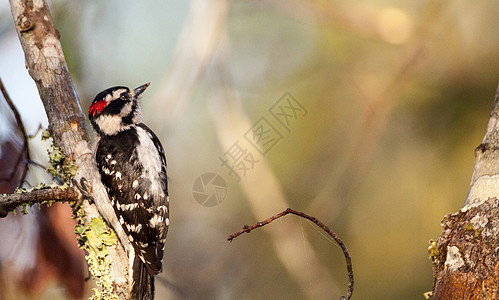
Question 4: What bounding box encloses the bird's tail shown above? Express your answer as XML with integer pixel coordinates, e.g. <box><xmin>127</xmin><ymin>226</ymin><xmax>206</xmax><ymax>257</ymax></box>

<box><xmin>130</xmin><ymin>254</ymin><xmax>154</xmax><ymax>300</ymax></box>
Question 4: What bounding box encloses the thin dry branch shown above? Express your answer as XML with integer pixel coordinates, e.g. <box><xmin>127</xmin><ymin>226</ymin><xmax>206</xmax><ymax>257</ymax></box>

<box><xmin>0</xmin><ymin>77</ymin><xmax>30</xmax><ymax>185</ymax></box>
<box><xmin>228</xmin><ymin>208</ymin><xmax>354</xmax><ymax>300</ymax></box>
<box><xmin>209</xmin><ymin>33</ymin><xmax>340</xmax><ymax>297</ymax></box>
<box><xmin>0</xmin><ymin>187</ymin><xmax>79</xmax><ymax>217</ymax></box>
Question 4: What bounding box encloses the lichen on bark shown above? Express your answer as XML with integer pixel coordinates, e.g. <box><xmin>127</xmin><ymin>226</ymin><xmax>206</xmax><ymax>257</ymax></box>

<box><xmin>431</xmin><ymin>197</ymin><xmax>499</xmax><ymax>298</ymax></box>
<box><xmin>75</xmin><ymin>212</ymin><xmax>119</xmax><ymax>300</ymax></box>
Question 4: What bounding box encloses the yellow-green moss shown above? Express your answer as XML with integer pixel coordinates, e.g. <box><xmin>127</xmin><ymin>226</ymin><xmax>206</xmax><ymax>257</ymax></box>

<box><xmin>463</xmin><ymin>223</ymin><xmax>474</xmax><ymax>232</ymax></box>
<box><xmin>75</xmin><ymin>211</ymin><xmax>118</xmax><ymax>300</ymax></box>
<box><xmin>428</xmin><ymin>239</ymin><xmax>440</xmax><ymax>260</ymax></box>
<box><xmin>37</xmin><ymin>130</ymin><xmax>118</xmax><ymax>299</ymax></box>
<box><xmin>42</xmin><ymin>129</ymin><xmax>78</xmax><ymax>182</ymax></box>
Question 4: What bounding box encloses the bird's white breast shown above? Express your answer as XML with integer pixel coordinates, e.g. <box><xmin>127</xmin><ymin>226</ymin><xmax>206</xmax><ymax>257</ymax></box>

<box><xmin>135</xmin><ymin>126</ymin><xmax>164</xmax><ymax>201</ymax></box>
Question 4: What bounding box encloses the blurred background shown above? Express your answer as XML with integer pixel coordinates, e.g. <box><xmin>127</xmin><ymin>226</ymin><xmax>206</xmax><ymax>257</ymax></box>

<box><xmin>1</xmin><ymin>0</ymin><xmax>499</xmax><ymax>299</ymax></box>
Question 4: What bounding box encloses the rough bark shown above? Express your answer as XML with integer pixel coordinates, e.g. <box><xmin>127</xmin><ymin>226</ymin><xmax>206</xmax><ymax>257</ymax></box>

<box><xmin>0</xmin><ymin>187</ymin><xmax>78</xmax><ymax>217</ymax></box>
<box><xmin>432</xmin><ymin>84</ymin><xmax>499</xmax><ymax>298</ymax></box>
<box><xmin>7</xmin><ymin>0</ymin><xmax>143</xmax><ymax>298</ymax></box>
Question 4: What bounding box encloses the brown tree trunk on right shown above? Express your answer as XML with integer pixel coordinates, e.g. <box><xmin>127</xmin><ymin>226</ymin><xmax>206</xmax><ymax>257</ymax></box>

<box><xmin>431</xmin><ymin>84</ymin><xmax>499</xmax><ymax>299</ymax></box>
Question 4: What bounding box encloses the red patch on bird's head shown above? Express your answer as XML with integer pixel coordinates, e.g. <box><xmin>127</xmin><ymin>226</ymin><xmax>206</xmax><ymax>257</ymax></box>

<box><xmin>89</xmin><ymin>100</ymin><xmax>107</xmax><ymax>117</ymax></box>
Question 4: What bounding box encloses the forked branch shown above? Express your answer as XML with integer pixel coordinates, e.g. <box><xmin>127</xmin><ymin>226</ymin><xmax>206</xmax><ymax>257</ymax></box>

<box><xmin>228</xmin><ymin>207</ymin><xmax>354</xmax><ymax>300</ymax></box>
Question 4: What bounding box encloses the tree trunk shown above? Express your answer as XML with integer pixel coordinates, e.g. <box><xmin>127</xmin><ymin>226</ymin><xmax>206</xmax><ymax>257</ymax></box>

<box><xmin>7</xmin><ymin>0</ymin><xmax>148</xmax><ymax>298</ymax></box>
<box><xmin>432</xmin><ymin>83</ymin><xmax>499</xmax><ymax>298</ymax></box>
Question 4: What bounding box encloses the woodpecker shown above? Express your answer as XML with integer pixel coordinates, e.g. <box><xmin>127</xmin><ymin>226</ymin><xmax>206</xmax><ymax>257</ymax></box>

<box><xmin>89</xmin><ymin>83</ymin><xmax>168</xmax><ymax>299</ymax></box>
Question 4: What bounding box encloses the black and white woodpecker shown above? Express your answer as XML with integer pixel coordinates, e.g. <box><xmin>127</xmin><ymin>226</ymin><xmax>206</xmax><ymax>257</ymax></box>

<box><xmin>89</xmin><ymin>83</ymin><xmax>169</xmax><ymax>299</ymax></box>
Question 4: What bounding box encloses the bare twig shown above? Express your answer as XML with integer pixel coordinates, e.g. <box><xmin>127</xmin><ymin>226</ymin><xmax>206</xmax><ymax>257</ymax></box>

<box><xmin>0</xmin><ymin>77</ymin><xmax>30</xmax><ymax>185</ymax></box>
<box><xmin>210</xmin><ymin>32</ymin><xmax>340</xmax><ymax>297</ymax></box>
<box><xmin>0</xmin><ymin>186</ymin><xmax>79</xmax><ymax>217</ymax></box>
<box><xmin>27</xmin><ymin>159</ymin><xmax>46</xmax><ymax>170</ymax></box>
<box><xmin>228</xmin><ymin>208</ymin><xmax>354</xmax><ymax>300</ymax></box>
<box><xmin>28</xmin><ymin>123</ymin><xmax>43</xmax><ymax>138</ymax></box>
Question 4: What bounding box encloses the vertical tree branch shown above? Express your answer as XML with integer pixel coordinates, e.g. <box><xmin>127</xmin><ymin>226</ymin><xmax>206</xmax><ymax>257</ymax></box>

<box><xmin>8</xmin><ymin>0</ymin><xmax>133</xmax><ymax>298</ymax></box>
<box><xmin>432</xmin><ymin>83</ymin><xmax>499</xmax><ymax>298</ymax></box>
<box><xmin>465</xmin><ymin>84</ymin><xmax>499</xmax><ymax>207</ymax></box>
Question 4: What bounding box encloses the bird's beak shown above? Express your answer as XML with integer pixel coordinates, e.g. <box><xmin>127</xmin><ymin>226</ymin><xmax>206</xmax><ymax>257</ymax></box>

<box><xmin>133</xmin><ymin>82</ymin><xmax>150</xmax><ymax>98</ymax></box>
